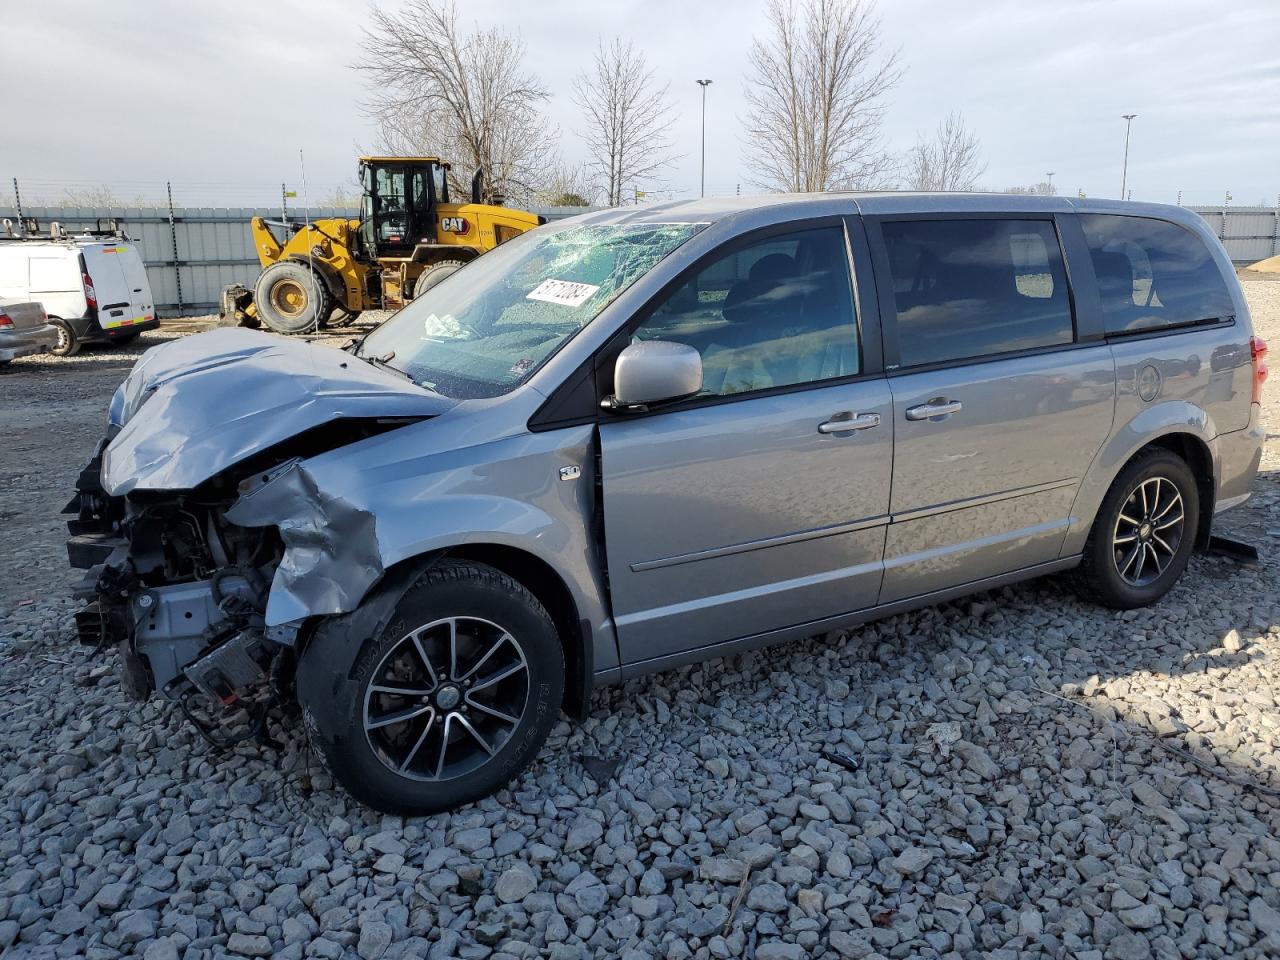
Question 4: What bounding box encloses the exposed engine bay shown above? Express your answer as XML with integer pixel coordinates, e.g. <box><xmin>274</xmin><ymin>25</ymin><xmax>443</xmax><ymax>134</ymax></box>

<box><xmin>66</xmin><ymin>436</ymin><xmax>288</xmax><ymax>744</ymax></box>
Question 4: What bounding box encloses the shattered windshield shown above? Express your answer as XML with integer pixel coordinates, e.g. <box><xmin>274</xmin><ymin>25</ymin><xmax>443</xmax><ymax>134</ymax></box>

<box><xmin>357</xmin><ymin>222</ymin><xmax>705</xmax><ymax>399</ymax></box>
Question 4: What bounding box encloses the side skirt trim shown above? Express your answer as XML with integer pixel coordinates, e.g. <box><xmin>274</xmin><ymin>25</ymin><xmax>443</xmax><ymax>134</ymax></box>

<box><xmin>605</xmin><ymin>556</ymin><xmax>1081</xmax><ymax>683</ymax></box>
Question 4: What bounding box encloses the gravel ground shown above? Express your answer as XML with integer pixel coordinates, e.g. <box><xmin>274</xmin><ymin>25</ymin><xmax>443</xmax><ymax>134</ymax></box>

<box><xmin>2</xmin><ymin>284</ymin><xmax>1280</xmax><ymax>960</ymax></box>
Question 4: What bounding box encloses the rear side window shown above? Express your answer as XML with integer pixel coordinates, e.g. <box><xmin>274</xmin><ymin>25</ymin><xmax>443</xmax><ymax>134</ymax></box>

<box><xmin>880</xmin><ymin>219</ymin><xmax>1074</xmax><ymax>367</ymax></box>
<box><xmin>1079</xmin><ymin>214</ymin><xmax>1234</xmax><ymax>335</ymax></box>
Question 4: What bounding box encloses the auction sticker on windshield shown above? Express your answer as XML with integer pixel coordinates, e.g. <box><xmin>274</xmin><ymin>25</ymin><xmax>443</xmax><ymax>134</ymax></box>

<box><xmin>526</xmin><ymin>278</ymin><xmax>600</xmax><ymax>308</ymax></box>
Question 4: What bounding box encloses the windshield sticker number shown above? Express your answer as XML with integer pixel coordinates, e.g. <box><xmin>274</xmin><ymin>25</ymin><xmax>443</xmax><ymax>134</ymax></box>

<box><xmin>526</xmin><ymin>278</ymin><xmax>600</xmax><ymax>308</ymax></box>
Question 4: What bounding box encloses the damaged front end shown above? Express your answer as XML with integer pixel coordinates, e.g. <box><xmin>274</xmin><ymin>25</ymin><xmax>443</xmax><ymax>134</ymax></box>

<box><xmin>64</xmin><ymin>327</ymin><xmax>451</xmax><ymax>745</ymax></box>
<box><xmin>65</xmin><ymin>442</ymin><xmax>287</xmax><ymax>743</ymax></box>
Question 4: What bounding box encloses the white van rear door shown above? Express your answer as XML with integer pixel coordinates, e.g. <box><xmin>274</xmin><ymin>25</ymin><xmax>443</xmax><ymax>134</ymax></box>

<box><xmin>82</xmin><ymin>243</ymin><xmax>148</xmax><ymax>330</ymax></box>
<box><xmin>115</xmin><ymin>243</ymin><xmax>155</xmax><ymax>323</ymax></box>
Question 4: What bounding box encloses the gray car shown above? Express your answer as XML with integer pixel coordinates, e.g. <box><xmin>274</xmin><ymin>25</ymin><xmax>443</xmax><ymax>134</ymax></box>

<box><xmin>65</xmin><ymin>193</ymin><xmax>1264</xmax><ymax>813</ymax></box>
<box><xmin>0</xmin><ymin>297</ymin><xmax>59</xmax><ymax>365</ymax></box>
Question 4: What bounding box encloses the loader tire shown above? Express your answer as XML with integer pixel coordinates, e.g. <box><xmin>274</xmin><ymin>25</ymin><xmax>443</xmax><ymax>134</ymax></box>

<box><xmin>253</xmin><ymin>262</ymin><xmax>332</xmax><ymax>335</ymax></box>
<box><xmin>328</xmin><ymin>305</ymin><xmax>362</xmax><ymax>326</ymax></box>
<box><xmin>411</xmin><ymin>260</ymin><xmax>466</xmax><ymax>299</ymax></box>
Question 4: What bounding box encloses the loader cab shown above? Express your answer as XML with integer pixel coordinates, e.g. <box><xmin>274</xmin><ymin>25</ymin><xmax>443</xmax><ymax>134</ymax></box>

<box><xmin>358</xmin><ymin>157</ymin><xmax>450</xmax><ymax>259</ymax></box>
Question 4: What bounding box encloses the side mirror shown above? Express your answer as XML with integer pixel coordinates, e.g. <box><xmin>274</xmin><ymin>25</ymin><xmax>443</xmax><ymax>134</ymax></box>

<box><xmin>609</xmin><ymin>340</ymin><xmax>703</xmax><ymax>410</ymax></box>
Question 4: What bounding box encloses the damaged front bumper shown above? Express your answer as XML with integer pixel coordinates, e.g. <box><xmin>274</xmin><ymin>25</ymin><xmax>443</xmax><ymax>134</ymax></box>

<box><xmin>64</xmin><ymin>436</ymin><xmax>285</xmax><ymax>734</ymax></box>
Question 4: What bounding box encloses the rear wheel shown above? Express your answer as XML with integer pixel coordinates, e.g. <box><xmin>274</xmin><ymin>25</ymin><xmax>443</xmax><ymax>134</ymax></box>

<box><xmin>328</xmin><ymin>305</ymin><xmax>362</xmax><ymax>326</ymax></box>
<box><xmin>253</xmin><ymin>261</ymin><xmax>332</xmax><ymax>334</ymax></box>
<box><xmin>111</xmin><ymin>331</ymin><xmax>140</xmax><ymax>345</ymax></box>
<box><xmin>411</xmin><ymin>260</ymin><xmax>466</xmax><ymax>299</ymax></box>
<box><xmin>50</xmin><ymin>318</ymin><xmax>80</xmax><ymax>357</ymax></box>
<box><xmin>299</xmin><ymin>560</ymin><xmax>564</xmax><ymax>814</ymax></box>
<box><xmin>1075</xmin><ymin>448</ymin><xmax>1199</xmax><ymax>609</ymax></box>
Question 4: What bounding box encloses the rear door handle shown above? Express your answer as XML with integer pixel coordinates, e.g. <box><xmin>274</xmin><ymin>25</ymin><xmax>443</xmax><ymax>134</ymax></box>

<box><xmin>905</xmin><ymin>399</ymin><xmax>962</xmax><ymax>421</ymax></box>
<box><xmin>818</xmin><ymin>412</ymin><xmax>881</xmax><ymax>434</ymax></box>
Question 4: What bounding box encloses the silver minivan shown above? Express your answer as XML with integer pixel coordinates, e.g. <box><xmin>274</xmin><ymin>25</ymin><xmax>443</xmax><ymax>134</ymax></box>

<box><xmin>66</xmin><ymin>194</ymin><xmax>1264</xmax><ymax>813</ymax></box>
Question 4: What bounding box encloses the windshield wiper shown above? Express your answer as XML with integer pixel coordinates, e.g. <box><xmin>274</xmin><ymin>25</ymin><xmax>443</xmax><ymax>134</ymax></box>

<box><xmin>357</xmin><ymin>350</ymin><xmax>414</xmax><ymax>382</ymax></box>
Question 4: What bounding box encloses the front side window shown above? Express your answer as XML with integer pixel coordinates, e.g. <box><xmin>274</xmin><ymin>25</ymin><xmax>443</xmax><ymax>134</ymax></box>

<box><xmin>632</xmin><ymin>227</ymin><xmax>859</xmax><ymax>397</ymax></box>
<box><xmin>375</xmin><ymin>167</ymin><xmax>408</xmax><ymax>244</ymax></box>
<box><xmin>1079</xmin><ymin>214</ymin><xmax>1234</xmax><ymax>335</ymax></box>
<box><xmin>881</xmin><ymin>218</ymin><xmax>1074</xmax><ymax>368</ymax></box>
<box><xmin>358</xmin><ymin>222</ymin><xmax>703</xmax><ymax>399</ymax></box>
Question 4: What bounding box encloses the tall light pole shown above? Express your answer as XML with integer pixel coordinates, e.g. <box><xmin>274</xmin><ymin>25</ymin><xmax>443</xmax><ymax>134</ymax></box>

<box><xmin>1121</xmin><ymin>114</ymin><xmax>1137</xmax><ymax>199</ymax></box>
<box><xmin>697</xmin><ymin>79</ymin><xmax>713</xmax><ymax>198</ymax></box>
<box><xmin>1046</xmin><ymin>172</ymin><xmax>1055</xmax><ymax>195</ymax></box>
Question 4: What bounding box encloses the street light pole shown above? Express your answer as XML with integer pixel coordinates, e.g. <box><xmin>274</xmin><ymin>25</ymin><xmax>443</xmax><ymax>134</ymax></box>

<box><xmin>1121</xmin><ymin>114</ymin><xmax>1137</xmax><ymax>199</ymax></box>
<box><xmin>697</xmin><ymin>79</ymin><xmax>713</xmax><ymax>198</ymax></box>
<box><xmin>1046</xmin><ymin>172</ymin><xmax>1055</xmax><ymax>195</ymax></box>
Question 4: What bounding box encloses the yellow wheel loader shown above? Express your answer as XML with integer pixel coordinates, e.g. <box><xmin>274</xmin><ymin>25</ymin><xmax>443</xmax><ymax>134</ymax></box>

<box><xmin>219</xmin><ymin>157</ymin><xmax>544</xmax><ymax>334</ymax></box>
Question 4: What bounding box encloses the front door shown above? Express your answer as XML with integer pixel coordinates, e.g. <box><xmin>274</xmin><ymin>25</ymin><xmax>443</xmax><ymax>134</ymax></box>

<box><xmin>599</xmin><ymin>224</ymin><xmax>892</xmax><ymax>668</ymax></box>
<box><xmin>870</xmin><ymin>216</ymin><xmax>1116</xmax><ymax>601</ymax></box>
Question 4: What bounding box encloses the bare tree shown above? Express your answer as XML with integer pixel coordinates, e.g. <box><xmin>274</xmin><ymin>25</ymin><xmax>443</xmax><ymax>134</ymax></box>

<box><xmin>744</xmin><ymin>0</ymin><xmax>901</xmax><ymax>193</ymax></box>
<box><xmin>59</xmin><ymin>185</ymin><xmax>154</xmax><ymax>207</ymax></box>
<box><xmin>535</xmin><ymin>158</ymin><xmax>598</xmax><ymax>207</ymax></box>
<box><xmin>905</xmin><ymin>112</ymin><xmax>986</xmax><ymax>191</ymax></box>
<box><xmin>356</xmin><ymin>1</ymin><xmax>554</xmax><ymax>205</ymax></box>
<box><xmin>572</xmin><ymin>39</ymin><xmax>677</xmax><ymax>207</ymax></box>
<box><xmin>1005</xmin><ymin>181</ymin><xmax>1057</xmax><ymax>196</ymax></box>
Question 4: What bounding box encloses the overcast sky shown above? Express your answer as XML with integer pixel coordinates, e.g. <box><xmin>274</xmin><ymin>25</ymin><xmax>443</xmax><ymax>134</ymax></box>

<box><xmin>2</xmin><ymin>0</ymin><xmax>1277</xmax><ymax>207</ymax></box>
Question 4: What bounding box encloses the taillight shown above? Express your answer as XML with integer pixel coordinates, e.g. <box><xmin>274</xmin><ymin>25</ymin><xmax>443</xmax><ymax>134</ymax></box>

<box><xmin>83</xmin><ymin>273</ymin><xmax>98</xmax><ymax>310</ymax></box>
<box><xmin>0</xmin><ymin>312</ymin><xmax>11</xmax><ymax>328</ymax></box>
<box><xmin>1251</xmin><ymin>336</ymin><xmax>1268</xmax><ymax>404</ymax></box>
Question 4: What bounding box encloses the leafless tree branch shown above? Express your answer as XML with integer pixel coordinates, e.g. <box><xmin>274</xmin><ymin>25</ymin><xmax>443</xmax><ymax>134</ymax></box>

<box><xmin>743</xmin><ymin>0</ymin><xmax>902</xmax><ymax>193</ymax></box>
<box><xmin>572</xmin><ymin>38</ymin><xmax>678</xmax><ymax>207</ymax></box>
<box><xmin>356</xmin><ymin>0</ymin><xmax>554</xmax><ymax>206</ymax></box>
<box><xmin>905</xmin><ymin>111</ymin><xmax>986</xmax><ymax>191</ymax></box>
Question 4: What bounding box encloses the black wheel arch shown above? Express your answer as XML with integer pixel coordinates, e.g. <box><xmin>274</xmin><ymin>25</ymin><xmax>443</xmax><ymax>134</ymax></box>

<box><xmin>295</xmin><ymin>545</ymin><xmax>592</xmax><ymax>722</ymax></box>
<box><xmin>1143</xmin><ymin>432</ymin><xmax>1215</xmax><ymax>549</ymax></box>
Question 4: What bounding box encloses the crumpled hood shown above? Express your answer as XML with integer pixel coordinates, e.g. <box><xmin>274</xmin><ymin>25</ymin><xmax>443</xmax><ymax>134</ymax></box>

<box><xmin>102</xmin><ymin>328</ymin><xmax>454</xmax><ymax>495</ymax></box>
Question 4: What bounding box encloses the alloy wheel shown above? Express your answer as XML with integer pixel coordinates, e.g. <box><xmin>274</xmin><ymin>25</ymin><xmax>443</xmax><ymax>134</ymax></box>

<box><xmin>362</xmin><ymin>616</ymin><xmax>529</xmax><ymax>781</ymax></box>
<box><xmin>1112</xmin><ymin>476</ymin><xmax>1184</xmax><ymax>587</ymax></box>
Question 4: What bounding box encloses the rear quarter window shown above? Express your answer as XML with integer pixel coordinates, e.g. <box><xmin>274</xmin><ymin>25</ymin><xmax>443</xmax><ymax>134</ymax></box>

<box><xmin>1079</xmin><ymin>214</ymin><xmax>1234</xmax><ymax>336</ymax></box>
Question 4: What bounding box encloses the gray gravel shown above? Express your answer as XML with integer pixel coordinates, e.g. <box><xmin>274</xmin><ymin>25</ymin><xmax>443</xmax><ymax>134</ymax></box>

<box><xmin>2</xmin><ymin>287</ymin><xmax>1279</xmax><ymax>958</ymax></box>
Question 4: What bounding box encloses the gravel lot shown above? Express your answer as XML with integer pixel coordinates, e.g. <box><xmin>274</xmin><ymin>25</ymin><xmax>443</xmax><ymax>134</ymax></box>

<box><xmin>2</xmin><ymin>282</ymin><xmax>1280</xmax><ymax>960</ymax></box>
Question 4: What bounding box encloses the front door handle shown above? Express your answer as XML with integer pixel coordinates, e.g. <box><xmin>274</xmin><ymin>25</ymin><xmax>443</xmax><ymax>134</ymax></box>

<box><xmin>905</xmin><ymin>399</ymin><xmax>962</xmax><ymax>421</ymax></box>
<box><xmin>818</xmin><ymin>412</ymin><xmax>881</xmax><ymax>434</ymax></box>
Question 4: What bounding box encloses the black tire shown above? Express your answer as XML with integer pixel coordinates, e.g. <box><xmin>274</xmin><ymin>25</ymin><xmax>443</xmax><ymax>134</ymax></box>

<box><xmin>111</xmin><ymin>331</ymin><xmax>140</xmax><ymax>345</ymax></box>
<box><xmin>298</xmin><ymin>560</ymin><xmax>564</xmax><ymax>815</ymax></box>
<box><xmin>253</xmin><ymin>261</ymin><xmax>332</xmax><ymax>335</ymax></box>
<box><xmin>1075</xmin><ymin>448</ymin><xmax>1200</xmax><ymax>609</ymax></box>
<box><xmin>411</xmin><ymin>260</ymin><xmax>466</xmax><ymax>299</ymax></box>
<box><xmin>327</xmin><ymin>305</ymin><xmax>362</xmax><ymax>326</ymax></box>
<box><xmin>49</xmin><ymin>318</ymin><xmax>80</xmax><ymax>357</ymax></box>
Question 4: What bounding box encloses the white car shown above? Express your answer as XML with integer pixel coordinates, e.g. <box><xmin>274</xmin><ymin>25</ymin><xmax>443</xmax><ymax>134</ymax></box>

<box><xmin>0</xmin><ymin>232</ymin><xmax>158</xmax><ymax>355</ymax></box>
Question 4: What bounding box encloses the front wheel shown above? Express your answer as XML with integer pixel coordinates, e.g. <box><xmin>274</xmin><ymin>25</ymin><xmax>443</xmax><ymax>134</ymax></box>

<box><xmin>1075</xmin><ymin>448</ymin><xmax>1199</xmax><ymax>609</ymax></box>
<box><xmin>299</xmin><ymin>560</ymin><xmax>564</xmax><ymax>814</ymax></box>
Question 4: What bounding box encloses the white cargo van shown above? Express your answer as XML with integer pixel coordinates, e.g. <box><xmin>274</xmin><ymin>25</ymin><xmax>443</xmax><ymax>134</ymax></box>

<box><xmin>0</xmin><ymin>232</ymin><xmax>158</xmax><ymax>355</ymax></box>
